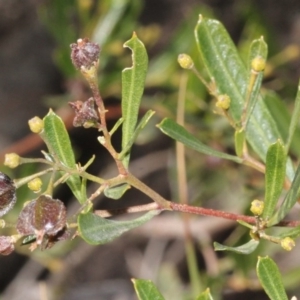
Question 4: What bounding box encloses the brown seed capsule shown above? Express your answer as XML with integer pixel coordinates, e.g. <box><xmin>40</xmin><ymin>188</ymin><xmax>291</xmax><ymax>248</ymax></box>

<box><xmin>16</xmin><ymin>195</ymin><xmax>67</xmax><ymax>245</ymax></box>
<box><xmin>70</xmin><ymin>38</ymin><xmax>100</xmax><ymax>70</ymax></box>
<box><xmin>0</xmin><ymin>172</ymin><xmax>17</xmax><ymax>217</ymax></box>
<box><xmin>69</xmin><ymin>97</ymin><xmax>99</xmax><ymax>127</ymax></box>
<box><xmin>0</xmin><ymin>236</ymin><xmax>15</xmax><ymax>255</ymax></box>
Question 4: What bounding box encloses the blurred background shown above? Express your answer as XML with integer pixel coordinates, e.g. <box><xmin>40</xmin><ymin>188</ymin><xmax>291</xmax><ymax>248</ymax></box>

<box><xmin>1</xmin><ymin>0</ymin><xmax>300</xmax><ymax>299</ymax></box>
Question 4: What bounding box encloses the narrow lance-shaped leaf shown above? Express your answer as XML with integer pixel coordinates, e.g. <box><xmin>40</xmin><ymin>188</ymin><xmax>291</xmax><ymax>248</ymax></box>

<box><xmin>278</xmin><ymin>226</ymin><xmax>300</xmax><ymax>240</ymax></box>
<box><xmin>214</xmin><ymin>239</ymin><xmax>259</xmax><ymax>255</ymax></box>
<box><xmin>268</xmin><ymin>163</ymin><xmax>300</xmax><ymax>226</ymax></box>
<box><xmin>257</xmin><ymin>256</ymin><xmax>288</xmax><ymax>300</ymax></box>
<box><xmin>196</xmin><ymin>288</ymin><xmax>214</xmax><ymax>300</ymax></box>
<box><xmin>262</xmin><ymin>140</ymin><xmax>286</xmax><ymax>220</ymax></box>
<box><xmin>78</xmin><ymin>210</ymin><xmax>159</xmax><ymax>245</ymax></box>
<box><xmin>194</xmin><ymin>16</ymin><xmax>294</xmax><ymax>181</ymax></box>
<box><xmin>42</xmin><ymin>110</ymin><xmax>85</xmax><ymax>204</ymax></box>
<box><xmin>132</xmin><ymin>279</ymin><xmax>165</xmax><ymax>300</ymax></box>
<box><xmin>286</xmin><ymin>78</ymin><xmax>300</xmax><ymax>152</ymax></box>
<box><xmin>243</xmin><ymin>37</ymin><xmax>268</xmax><ymax>128</ymax></box>
<box><xmin>264</xmin><ymin>91</ymin><xmax>300</xmax><ymax>157</ymax></box>
<box><xmin>104</xmin><ymin>184</ymin><xmax>131</xmax><ymax>200</ymax></box>
<box><xmin>122</xmin><ymin>32</ymin><xmax>148</xmax><ymax>167</ymax></box>
<box><xmin>234</xmin><ymin>128</ymin><xmax>245</xmax><ymax>157</ymax></box>
<box><xmin>120</xmin><ymin>110</ymin><xmax>155</xmax><ymax>159</ymax></box>
<box><xmin>157</xmin><ymin>118</ymin><xmax>243</xmax><ymax>163</ymax></box>
<box><xmin>105</xmin><ymin>111</ymin><xmax>154</xmax><ymax>200</ymax></box>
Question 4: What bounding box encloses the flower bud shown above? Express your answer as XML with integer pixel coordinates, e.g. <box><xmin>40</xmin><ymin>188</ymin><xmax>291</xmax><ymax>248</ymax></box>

<box><xmin>28</xmin><ymin>116</ymin><xmax>44</xmax><ymax>133</ymax></box>
<box><xmin>251</xmin><ymin>56</ymin><xmax>266</xmax><ymax>72</ymax></box>
<box><xmin>27</xmin><ymin>178</ymin><xmax>42</xmax><ymax>192</ymax></box>
<box><xmin>178</xmin><ymin>54</ymin><xmax>194</xmax><ymax>69</ymax></box>
<box><xmin>250</xmin><ymin>199</ymin><xmax>264</xmax><ymax>216</ymax></box>
<box><xmin>0</xmin><ymin>172</ymin><xmax>16</xmax><ymax>217</ymax></box>
<box><xmin>216</xmin><ymin>94</ymin><xmax>231</xmax><ymax>110</ymax></box>
<box><xmin>70</xmin><ymin>38</ymin><xmax>100</xmax><ymax>70</ymax></box>
<box><xmin>4</xmin><ymin>153</ymin><xmax>20</xmax><ymax>168</ymax></box>
<box><xmin>280</xmin><ymin>237</ymin><xmax>295</xmax><ymax>251</ymax></box>
<box><xmin>0</xmin><ymin>220</ymin><xmax>5</xmax><ymax>228</ymax></box>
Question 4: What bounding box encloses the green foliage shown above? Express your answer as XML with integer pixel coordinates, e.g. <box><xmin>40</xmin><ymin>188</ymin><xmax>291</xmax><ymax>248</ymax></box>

<box><xmin>2</xmin><ymin>5</ymin><xmax>300</xmax><ymax>299</ymax></box>
<box><xmin>78</xmin><ymin>210</ymin><xmax>159</xmax><ymax>245</ymax></box>
<box><xmin>268</xmin><ymin>164</ymin><xmax>300</xmax><ymax>226</ymax></box>
<box><xmin>42</xmin><ymin>110</ymin><xmax>85</xmax><ymax>203</ymax></box>
<box><xmin>196</xmin><ymin>288</ymin><xmax>214</xmax><ymax>300</ymax></box>
<box><xmin>157</xmin><ymin>118</ymin><xmax>243</xmax><ymax>163</ymax></box>
<box><xmin>257</xmin><ymin>256</ymin><xmax>288</xmax><ymax>300</ymax></box>
<box><xmin>121</xmin><ymin>33</ymin><xmax>148</xmax><ymax>167</ymax></box>
<box><xmin>214</xmin><ymin>239</ymin><xmax>260</xmax><ymax>255</ymax></box>
<box><xmin>132</xmin><ymin>279</ymin><xmax>165</xmax><ymax>300</ymax></box>
<box><xmin>194</xmin><ymin>16</ymin><xmax>287</xmax><ymax>169</ymax></box>
<box><xmin>263</xmin><ymin>140</ymin><xmax>286</xmax><ymax>220</ymax></box>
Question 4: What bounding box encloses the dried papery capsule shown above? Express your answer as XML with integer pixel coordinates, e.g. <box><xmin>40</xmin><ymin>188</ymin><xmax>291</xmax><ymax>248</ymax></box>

<box><xmin>16</xmin><ymin>195</ymin><xmax>67</xmax><ymax>246</ymax></box>
<box><xmin>0</xmin><ymin>172</ymin><xmax>17</xmax><ymax>217</ymax></box>
<box><xmin>69</xmin><ymin>97</ymin><xmax>99</xmax><ymax>128</ymax></box>
<box><xmin>70</xmin><ymin>38</ymin><xmax>100</xmax><ymax>70</ymax></box>
<box><xmin>0</xmin><ymin>236</ymin><xmax>15</xmax><ymax>255</ymax></box>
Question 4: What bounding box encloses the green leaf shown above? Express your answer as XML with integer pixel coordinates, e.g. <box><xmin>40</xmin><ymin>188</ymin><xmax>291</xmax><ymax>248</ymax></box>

<box><xmin>157</xmin><ymin>118</ymin><xmax>243</xmax><ymax>163</ymax></box>
<box><xmin>278</xmin><ymin>226</ymin><xmax>300</xmax><ymax>240</ymax></box>
<box><xmin>264</xmin><ymin>91</ymin><xmax>300</xmax><ymax>158</ymax></box>
<box><xmin>234</xmin><ymin>128</ymin><xmax>245</xmax><ymax>157</ymax></box>
<box><xmin>268</xmin><ymin>164</ymin><xmax>300</xmax><ymax>226</ymax></box>
<box><xmin>214</xmin><ymin>239</ymin><xmax>259</xmax><ymax>254</ymax></box>
<box><xmin>122</xmin><ymin>32</ymin><xmax>148</xmax><ymax>167</ymax></box>
<box><xmin>78</xmin><ymin>210</ymin><xmax>159</xmax><ymax>245</ymax></box>
<box><xmin>286</xmin><ymin>78</ymin><xmax>300</xmax><ymax>152</ymax></box>
<box><xmin>257</xmin><ymin>256</ymin><xmax>288</xmax><ymax>300</ymax></box>
<box><xmin>42</xmin><ymin>110</ymin><xmax>85</xmax><ymax>204</ymax></box>
<box><xmin>243</xmin><ymin>37</ymin><xmax>268</xmax><ymax>128</ymax></box>
<box><xmin>119</xmin><ymin>110</ymin><xmax>155</xmax><ymax>159</ymax></box>
<box><xmin>132</xmin><ymin>279</ymin><xmax>165</xmax><ymax>300</ymax></box>
<box><xmin>104</xmin><ymin>183</ymin><xmax>131</xmax><ymax>200</ymax></box>
<box><xmin>92</xmin><ymin>0</ymin><xmax>129</xmax><ymax>46</ymax></box>
<box><xmin>262</xmin><ymin>140</ymin><xmax>286</xmax><ymax>220</ymax></box>
<box><xmin>194</xmin><ymin>16</ymin><xmax>282</xmax><ymax>165</ymax></box>
<box><xmin>196</xmin><ymin>288</ymin><xmax>214</xmax><ymax>300</ymax></box>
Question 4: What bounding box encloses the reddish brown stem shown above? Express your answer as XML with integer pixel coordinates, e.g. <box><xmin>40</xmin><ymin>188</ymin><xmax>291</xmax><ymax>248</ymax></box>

<box><xmin>171</xmin><ymin>202</ymin><xmax>256</xmax><ymax>224</ymax></box>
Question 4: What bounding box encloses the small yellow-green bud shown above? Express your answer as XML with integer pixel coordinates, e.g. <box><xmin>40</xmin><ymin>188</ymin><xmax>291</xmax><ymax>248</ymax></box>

<box><xmin>27</xmin><ymin>178</ymin><xmax>42</xmax><ymax>192</ymax></box>
<box><xmin>251</xmin><ymin>56</ymin><xmax>266</xmax><ymax>72</ymax></box>
<box><xmin>250</xmin><ymin>230</ymin><xmax>260</xmax><ymax>241</ymax></box>
<box><xmin>250</xmin><ymin>199</ymin><xmax>264</xmax><ymax>216</ymax></box>
<box><xmin>0</xmin><ymin>220</ymin><xmax>5</xmax><ymax>228</ymax></box>
<box><xmin>280</xmin><ymin>237</ymin><xmax>295</xmax><ymax>251</ymax></box>
<box><xmin>4</xmin><ymin>153</ymin><xmax>20</xmax><ymax>168</ymax></box>
<box><xmin>177</xmin><ymin>54</ymin><xmax>194</xmax><ymax>69</ymax></box>
<box><xmin>28</xmin><ymin>116</ymin><xmax>44</xmax><ymax>133</ymax></box>
<box><xmin>216</xmin><ymin>94</ymin><xmax>231</xmax><ymax>110</ymax></box>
